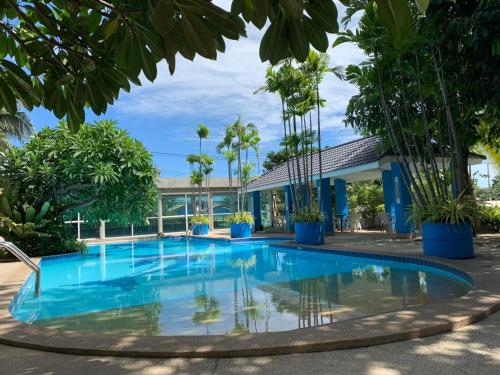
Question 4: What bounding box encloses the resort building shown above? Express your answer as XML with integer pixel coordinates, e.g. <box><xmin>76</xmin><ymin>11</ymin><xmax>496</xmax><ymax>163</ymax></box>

<box><xmin>247</xmin><ymin>136</ymin><xmax>484</xmax><ymax>237</ymax></box>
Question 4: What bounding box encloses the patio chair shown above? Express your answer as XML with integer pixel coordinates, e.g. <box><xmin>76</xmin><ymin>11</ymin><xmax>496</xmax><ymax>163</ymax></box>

<box><xmin>347</xmin><ymin>213</ymin><xmax>361</xmax><ymax>232</ymax></box>
<box><xmin>377</xmin><ymin>212</ymin><xmax>393</xmax><ymax>235</ymax></box>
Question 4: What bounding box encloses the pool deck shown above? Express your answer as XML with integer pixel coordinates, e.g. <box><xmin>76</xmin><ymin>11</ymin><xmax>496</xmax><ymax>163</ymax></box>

<box><xmin>0</xmin><ymin>232</ymin><xmax>499</xmax><ymax>363</ymax></box>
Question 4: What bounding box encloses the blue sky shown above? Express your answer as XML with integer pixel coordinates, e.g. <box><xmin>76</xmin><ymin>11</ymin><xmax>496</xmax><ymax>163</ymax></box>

<box><xmin>24</xmin><ymin>2</ymin><xmax>496</xmax><ymax>187</ymax></box>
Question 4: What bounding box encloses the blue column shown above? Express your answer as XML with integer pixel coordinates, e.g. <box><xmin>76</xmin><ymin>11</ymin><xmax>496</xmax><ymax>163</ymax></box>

<box><xmin>252</xmin><ymin>191</ymin><xmax>261</xmax><ymax>231</ymax></box>
<box><xmin>317</xmin><ymin>178</ymin><xmax>334</xmax><ymax>233</ymax></box>
<box><xmin>284</xmin><ymin>185</ymin><xmax>294</xmax><ymax>232</ymax></box>
<box><xmin>391</xmin><ymin>162</ymin><xmax>412</xmax><ymax>234</ymax></box>
<box><xmin>382</xmin><ymin>170</ymin><xmax>396</xmax><ymax>218</ymax></box>
<box><xmin>334</xmin><ymin>179</ymin><xmax>348</xmax><ymax>230</ymax></box>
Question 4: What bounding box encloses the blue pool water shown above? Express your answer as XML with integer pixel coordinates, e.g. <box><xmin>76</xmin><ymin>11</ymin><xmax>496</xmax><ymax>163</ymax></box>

<box><xmin>10</xmin><ymin>238</ymin><xmax>471</xmax><ymax>336</ymax></box>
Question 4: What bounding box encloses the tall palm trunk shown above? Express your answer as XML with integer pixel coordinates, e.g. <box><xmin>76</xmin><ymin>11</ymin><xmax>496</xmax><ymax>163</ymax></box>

<box><xmin>237</xmin><ymin>144</ymin><xmax>241</xmax><ymax>213</ymax></box>
<box><xmin>315</xmin><ymin>76</ymin><xmax>323</xmax><ymax>209</ymax></box>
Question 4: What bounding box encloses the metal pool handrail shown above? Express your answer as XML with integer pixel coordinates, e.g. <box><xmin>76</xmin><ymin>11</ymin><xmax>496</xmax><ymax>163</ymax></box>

<box><xmin>186</xmin><ymin>222</ymin><xmax>197</xmax><ymax>238</ymax></box>
<box><xmin>0</xmin><ymin>241</ymin><xmax>40</xmax><ymax>296</ymax></box>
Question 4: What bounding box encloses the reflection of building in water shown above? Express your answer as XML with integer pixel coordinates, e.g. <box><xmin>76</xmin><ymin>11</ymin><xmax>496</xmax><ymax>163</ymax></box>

<box><xmin>260</xmin><ymin>274</ymin><xmax>359</xmax><ymax>328</ymax></box>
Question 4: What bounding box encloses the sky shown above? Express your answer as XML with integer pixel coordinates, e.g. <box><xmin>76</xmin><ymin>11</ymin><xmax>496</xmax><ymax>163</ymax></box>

<box><xmin>24</xmin><ymin>1</ymin><xmax>496</xmax><ymax>188</ymax></box>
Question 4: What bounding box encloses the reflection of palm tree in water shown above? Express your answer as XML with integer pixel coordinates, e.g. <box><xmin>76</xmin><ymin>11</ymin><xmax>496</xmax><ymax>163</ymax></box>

<box><xmin>191</xmin><ymin>247</ymin><xmax>220</xmax><ymax>334</ymax></box>
<box><xmin>230</xmin><ymin>255</ymin><xmax>268</xmax><ymax>334</ymax></box>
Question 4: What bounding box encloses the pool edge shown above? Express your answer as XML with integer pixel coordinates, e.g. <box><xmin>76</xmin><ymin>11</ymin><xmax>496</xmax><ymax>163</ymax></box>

<box><xmin>1</xmin><ymin>244</ymin><xmax>499</xmax><ymax>358</ymax></box>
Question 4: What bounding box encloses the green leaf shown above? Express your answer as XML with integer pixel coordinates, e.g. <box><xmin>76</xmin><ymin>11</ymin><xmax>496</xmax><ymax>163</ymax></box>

<box><xmin>303</xmin><ymin>16</ymin><xmax>328</xmax><ymax>52</ymax></box>
<box><xmin>103</xmin><ymin>18</ymin><xmax>120</xmax><ymax>40</ymax></box>
<box><xmin>0</xmin><ymin>77</ymin><xmax>17</xmax><ymax>115</ymax></box>
<box><xmin>259</xmin><ymin>14</ymin><xmax>287</xmax><ymax>64</ymax></box>
<box><xmin>150</xmin><ymin>0</ymin><xmax>174</xmax><ymax>34</ymax></box>
<box><xmin>252</xmin><ymin>0</ymin><xmax>268</xmax><ymax>29</ymax></box>
<box><xmin>492</xmin><ymin>38</ymin><xmax>500</xmax><ymax>56</ymax></box>
<box><xmin>332</xmin><ymin>34</ymin><xmax>353</xmax><ymax>48</ymax></box>
<box><xmin>279</xmin><ymin>0</ymin><xmax>303</xmax><ymax>18</ymax></box>
<box><xmin>287</xmin><ymin>18</ymin><xmax>309</xmax><ymax>61</ymax></box>
<box><xmin>305</xmin><ymin>1</ymin><xmax>339</xmax><ymax>34</ymax></box>
<box><xmin>415</xmin><ymin>0</ymin><xmax>430</xmax><ymax>15</ymax></box>
<box><xmin>375</xmin><ymin>0</ymin><xmax>412</xmax><ymax>50</ymax></box>
<box><xmin>181</xmin><ymin>12</ymin><xmax>216</xmax><ymax>59</ymax></box>
<box><xmin>34</xmin><ymin>202</ymin><xmax>50</xmax><ymax>223</ymax></box>
<box><xmin>137</xmin><ymin>39</ymin><xmax>157</xmax><ymax>81</ymax></box>
<box><xmin>24</xmin><ymin>205</ymin><xmax>36</xmax><ymax>223</ymax></box>
<box><xmin>2</xmin><ymin>59</ymin><xmax>40</xmax><ymax>104</ymax></box>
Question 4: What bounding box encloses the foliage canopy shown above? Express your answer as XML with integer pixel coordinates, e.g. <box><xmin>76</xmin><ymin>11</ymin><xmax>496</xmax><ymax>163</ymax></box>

<box><xmin>0</xmin><ymin>0</ymin><xmax>343</xmax><ymax>131</ymax></box>
<box><xmin>0</xmin><ymin>119</ymin><xmax>158</xmax><ymax>224</ymax></box>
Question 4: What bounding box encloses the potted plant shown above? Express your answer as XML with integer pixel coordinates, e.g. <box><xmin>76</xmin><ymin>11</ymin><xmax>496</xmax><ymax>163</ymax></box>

<box><xmin>227</xmin><ymin>212</ymin><xmax>254</xmax><ymax>238</ymax></box>
<box><xmin>190</xmin><ymin>215</ymin><xmax>209</xmax><ymax>235</ymax></box>
<box><xmin>412</xmin><ymin>197</ymin><xmax>478</xmax><ymax>259</ymax></box>
<box><xmin>293</xmin><ymin>205</ymin><xmax>325</xmax><ymax>245</ymax></box>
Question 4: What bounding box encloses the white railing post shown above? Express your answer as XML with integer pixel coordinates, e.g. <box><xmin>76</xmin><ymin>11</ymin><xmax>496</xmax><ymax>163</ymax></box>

<box><xmin>131</xmin><ymin>223</ymin><xmax>134</xmax><ymax>237</ymax></box>
<box><xmin>208</xmin><ymin>191</ymin><xmax>214</xmax><ymax>231</ymax></box>
<box><xmin>77</xmin><ymin>212</ymin><xmax>81</xmax><ymax>240</ymax></box>
<box><xmin>99</xmin><ymin>220</ymin><xmax>106</xmax><ymax>240</ymax></box>
<box><xmin>184</xmin><ymin>193</ymin><xmax>189</xmax><ymax>232</ymax></box>
<box><xmin>157</xmin><ymin>193</ymin><xmax>163</xmax><ymax>236</ymax></box>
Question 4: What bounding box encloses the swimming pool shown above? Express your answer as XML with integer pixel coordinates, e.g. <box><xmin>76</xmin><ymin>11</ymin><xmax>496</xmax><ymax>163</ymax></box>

<box><xmin>10</xmin><ymin>238</ymin><xmax>472</xmax><ymax>336</ymax></box>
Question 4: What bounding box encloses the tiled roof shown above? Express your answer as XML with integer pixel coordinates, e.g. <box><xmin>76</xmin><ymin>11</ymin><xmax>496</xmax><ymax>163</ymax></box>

<box><xmin>247</xmin><ymin>136</ymin><xmax>384</xmax><ymax>190</ymax></box>
<box><xmin>158</xmin><ymin>177</ymin><xmax>230</xmax><ymax>189</ymax></box>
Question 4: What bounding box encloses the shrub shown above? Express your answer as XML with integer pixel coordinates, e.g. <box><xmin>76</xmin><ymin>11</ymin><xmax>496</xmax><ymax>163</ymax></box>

<box><xmin>410</xmin><ymin>197</ymin><xmax>479</xmax><ymax>226</ymax></box>
<box><xmin>190</xmin><ymin>215</ymin><xmax>209</xmax><ymax>225</ymax></box>
<box><xmin>226</xmin><ymin>212</ymin><xmax>254</xmax><ymax>224</ymax></box>
<box><xmin>478</xmin><ymin>205</ymin><xmax>500</xmax><ymax>232</ymax></box>
<box><xmin>292</xmin><ymin>204</ymin><xmax>325</xmax><ymax>224</ymax></box>
<box><xmin>0</xmin><ymin>223</ymin><xmax>85</xmax><ymax>259</ymax></box>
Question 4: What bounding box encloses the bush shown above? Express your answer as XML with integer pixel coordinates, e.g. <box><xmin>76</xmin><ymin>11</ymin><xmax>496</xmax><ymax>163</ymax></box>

<box><xmin>0</xmin><ymin>223</ymin><xmax>85</xmax><ymax>259</ymax></box>
<box><xmin>190</xmin><ymin>215</ymin><xmax>209</xmax><ymax>225</ymax></box>
<box><xmin>478</xmin><ymin>205</ymin><xmax>500</xmax><ymax>232</ymax></box>
<box><xmin>348</xmin><ymin>181</ymin><xmax>384</xmax><ymax>219</ymax></box>
<box><xmin>226</xmin><ymin>212</ymin><xmax>254</xmax><ymax>224</ymax></box>
<box><xmin>292</xmin><ymin>205</ymin><xmax>325</xmax><ymax>224</ymax></box>
<box><xmin>410</xmin><ymin>197</ymin><xmax>479</xmax><ymax>226</ymax></box>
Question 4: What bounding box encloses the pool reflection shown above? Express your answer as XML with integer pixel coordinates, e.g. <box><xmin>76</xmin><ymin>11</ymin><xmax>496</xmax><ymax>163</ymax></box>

<box><xmin>13</xmin><ymin>239</ymin><xmax>470</xmax><ymax>336</ymax></box>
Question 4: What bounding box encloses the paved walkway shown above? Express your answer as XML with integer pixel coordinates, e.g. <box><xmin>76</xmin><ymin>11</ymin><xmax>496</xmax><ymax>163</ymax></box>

<box><xmin>0</xmin><ymin>310</ymin><xmax>498</xmax><ymax>375</ymax></box>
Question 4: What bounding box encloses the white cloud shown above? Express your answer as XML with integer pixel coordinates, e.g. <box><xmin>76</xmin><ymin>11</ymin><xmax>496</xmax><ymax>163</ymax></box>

<box><xmin>113</xmin><ymin>2</ymin><xmax>366</xmax><ymax>157</ymax></box>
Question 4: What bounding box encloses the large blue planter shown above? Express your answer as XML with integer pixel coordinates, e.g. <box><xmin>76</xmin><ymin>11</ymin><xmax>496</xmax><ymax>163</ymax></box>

<box><xmin>192</xmin><ymin>223</ymin><xmax>209</xmax><ymax>235</ymax></box>
<box><xmin>230</xmin><ymin>223</ymin><xmax>252</xmax><ymax>238</ymax></box>
<box><xmin>295</xmin><ymin>222</ymin><xmax>325</xmax><ymax>245</ymax></box>
<box><xmin>422</xmin><ymin>222</ymin><xmax>473</xmax><ymax>259</ymax></box>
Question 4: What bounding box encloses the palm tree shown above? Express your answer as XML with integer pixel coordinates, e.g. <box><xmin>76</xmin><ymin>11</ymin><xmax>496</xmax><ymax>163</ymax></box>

<box><xmin>228</xmin><ymin>117</ymin><xmax>259</xmax><ymax>212</ymax></box>
<box><xmin>0</xmin><ymin>106</ymin><xmax>34</xmax><ymax>150</ymax></box>
<box><xmin>195</xmin><ymin>124</ymin><xmax>209</xmax><ymax>212</ymax></box>
<box><xmin>221</xmin><ymin>149</ymin><xmax>236</xmax><ymax>211</ymax></box>
<box><xmin>196</xmin><ymin>123</ymin><xmax>210</xmax><ymax>155</ymax></box>
<box><xmin>201</xmin><ymin>154</ymin><xmax>214</xmax><ymax>214</ymax></box>
<box><xmin>187</xmin><ymin>153</ymin><xmax>201</xmax><ymax>212</ymax></box>
<box><xmin>301</xmin><ymin>51</ymin><xmax>344</xmax><ymax>208</ymax></box>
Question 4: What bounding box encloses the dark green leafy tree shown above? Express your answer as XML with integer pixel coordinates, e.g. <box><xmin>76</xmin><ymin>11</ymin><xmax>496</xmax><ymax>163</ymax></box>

<box><xmin>336</xmin><ymin>0</ymin><xmax>499</xmax><ymax>223</ymax></box>
<box><xmin>0</xmin><ymin>0</ymin><xmax>343</xmax><ymax>130</ymax></box>
<box><xmin>348</xmin><ymin>180</ymin><xmax>384</xmax><ymax>220</ymax></box>
<box><xmin>0</xmin><ymin>119</ymin><xmax>158</xmax><ymax>224</ymax></box>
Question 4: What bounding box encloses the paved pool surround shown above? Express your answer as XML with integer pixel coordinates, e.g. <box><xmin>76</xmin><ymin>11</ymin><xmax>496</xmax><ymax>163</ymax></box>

<box><xmin>0</xmin><ymin>233</ymin><xmax>499</xmax><ymax>358</ymax></box>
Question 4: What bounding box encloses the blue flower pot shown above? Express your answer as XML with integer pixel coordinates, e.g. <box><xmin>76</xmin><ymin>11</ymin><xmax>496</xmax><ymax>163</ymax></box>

<box><xmin>422</xmin><ymin>222</ymin><xmax>473</xmax><ymax>259</ymax></box>
<box><xmin>192</xmin><ymin>223</ymin><xmax>209</xmax><ymax>235</ymax></box>
<box><xmin>230</xmin><ymin>223</ymin><xmax>251</xmax><ymax>238</ymax></box>
<box><xmin>295</xmin><ymin>222</ymin><xmax>325</xmax><ymax>245</ymax></box>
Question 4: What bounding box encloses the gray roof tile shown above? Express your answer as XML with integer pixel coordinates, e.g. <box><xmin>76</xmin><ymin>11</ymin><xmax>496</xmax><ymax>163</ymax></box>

<box><xmin>247</xmin><ymin>136</ymin><xmax>383</xmax><ymax>190</ymax></box>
